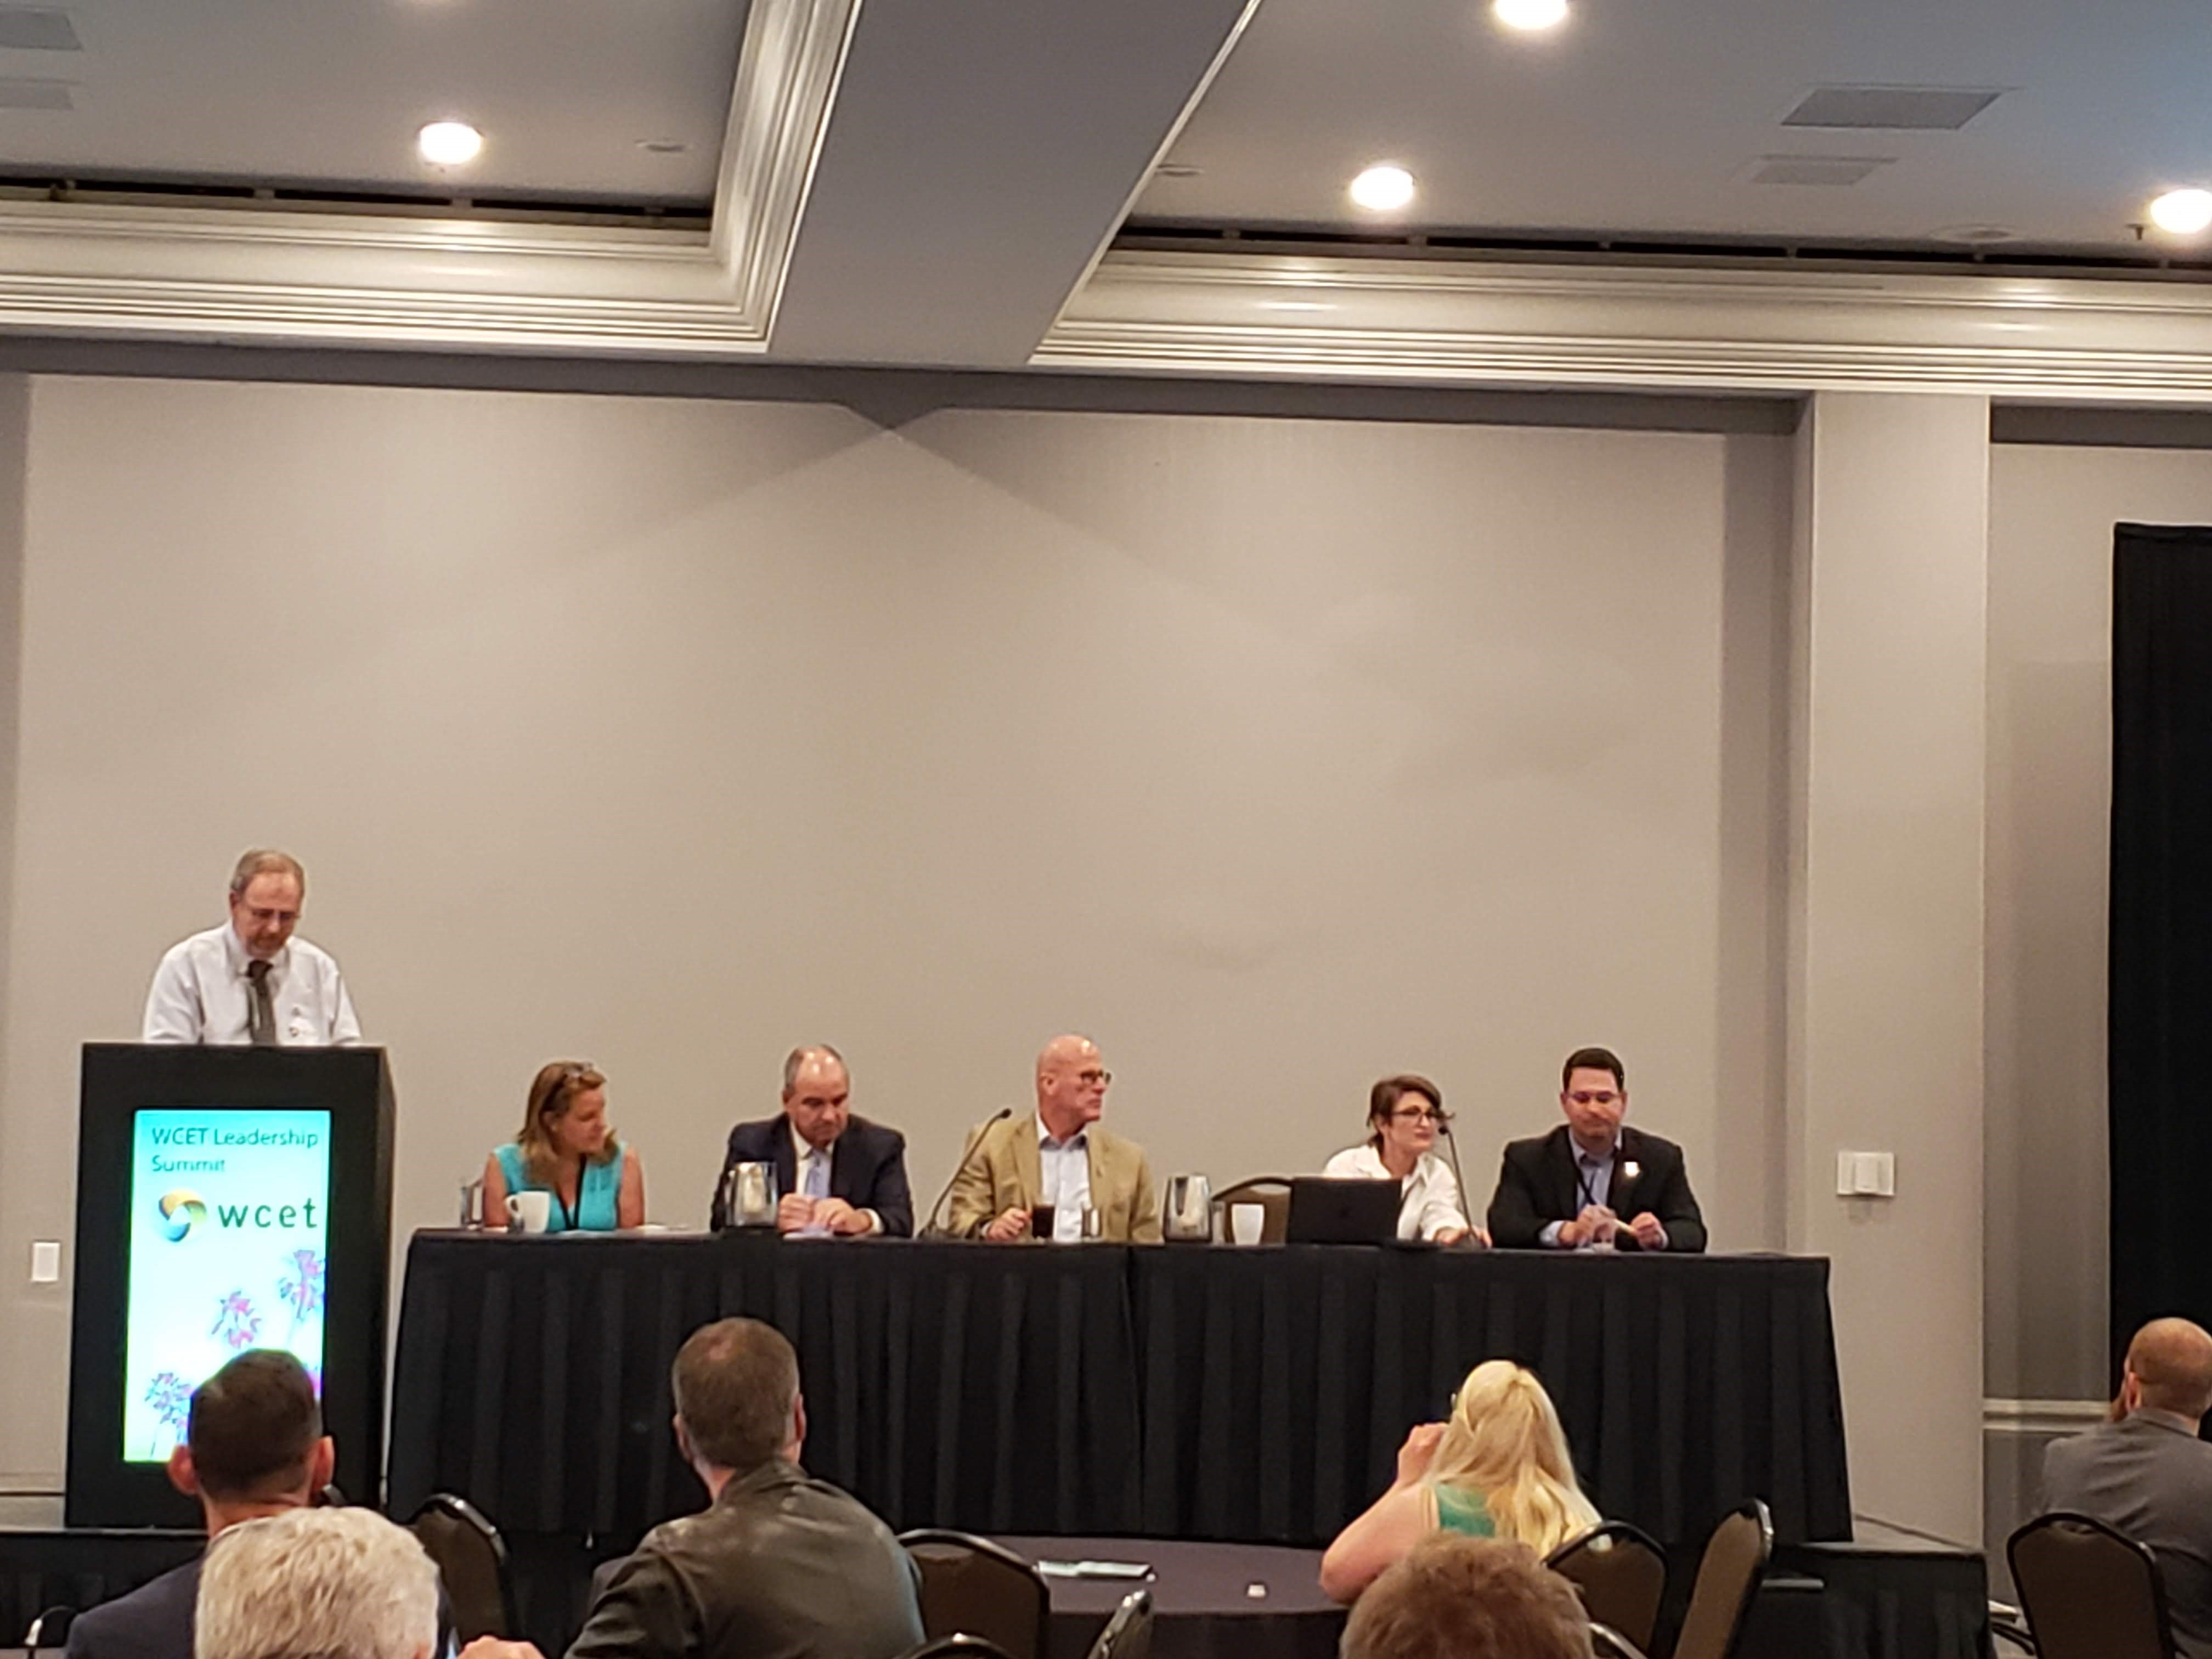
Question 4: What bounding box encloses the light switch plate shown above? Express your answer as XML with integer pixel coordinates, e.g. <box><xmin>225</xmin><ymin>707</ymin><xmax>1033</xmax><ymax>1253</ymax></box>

<box><xmin>1835</xmin><ymin>1151</ymin><xmax>1897</xmax><ymax>1198</ymax></box>
<box><xmin>29</xmin><ymin>1240</ymin><xmax>59</xmax><ymax>1283</ymax></box>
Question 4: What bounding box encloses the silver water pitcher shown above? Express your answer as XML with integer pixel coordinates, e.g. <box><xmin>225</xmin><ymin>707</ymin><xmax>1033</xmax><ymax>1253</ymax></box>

<box><xmin>721</xmin><ymin>1160</ymin><xmax>778</xmax><ymax>1230</ymax></box>
<box><xmin>1163</xmin><ymin>1174</ymin><xmax>1214</xmax><ymax>1242</ymax></box>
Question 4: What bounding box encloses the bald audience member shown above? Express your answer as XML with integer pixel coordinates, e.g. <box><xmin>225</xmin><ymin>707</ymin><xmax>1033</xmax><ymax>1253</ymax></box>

<box><xmin>144</xmin><ymin>850</ymin><xmax>359</xmax><ymax>1046</ymax></box>
<box><xmin>67</xmin><ymin>1350</ymin><xmax>334</xmax><ymax>1659</ymax></box>
<box><xmin>196</xmin><ymin>1508</ymin><xmax>438</xmax><ymax>1659</ymax></box>
<box><xmin>2043</xmin><ymin>1316</ymin><xmax>2212</xmax><ymax>1659</ymax></box>
<box><xmin>945</xmin><ymin>1035</ymin><xmax>1162</xmax><ymax>1243</ymax></box>
<box><xmin>1340</xmin><ymin>1534</ymin><xmax>1593</xmax><ymax>1659</ymax></box>
<box><xmin>710</xmin><ymin>1047</ymin><xmax>913</xmax><ymax>1236</ymax></box>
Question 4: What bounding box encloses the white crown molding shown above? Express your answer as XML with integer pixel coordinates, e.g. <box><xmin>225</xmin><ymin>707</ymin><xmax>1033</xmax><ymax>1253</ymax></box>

<box><xmin>0</xmin><ymin>201</ymin><xmax>752</xmax><ymax>352</ymax></box>
<box><xmin>1037</xmin><ymin>249</ymin><xmax>2212</xmax><ymax>401</ymax></box>
<box><xmin>710</xmin><ymin>0</ymin><xmax>865</xmax><ymax>338</ymax></box>
<box><xmin>0</xmin><ymin>0</ymin><xmax>867</xmax><ymax>357</ymax></box>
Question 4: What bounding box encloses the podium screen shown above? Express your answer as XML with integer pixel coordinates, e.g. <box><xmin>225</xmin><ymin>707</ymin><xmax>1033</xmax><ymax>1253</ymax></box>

<box><xmin>123</xmin><ymin>1107</ymin><xmax>332</xmax><ymax>1461</ymax></box>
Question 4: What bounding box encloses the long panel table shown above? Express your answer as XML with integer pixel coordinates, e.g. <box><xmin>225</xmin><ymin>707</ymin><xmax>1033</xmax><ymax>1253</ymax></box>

<box><xmin>387</xmin><ymin>1233</ymin><xmax>1849</xmax><ymax>1551</ymax></box>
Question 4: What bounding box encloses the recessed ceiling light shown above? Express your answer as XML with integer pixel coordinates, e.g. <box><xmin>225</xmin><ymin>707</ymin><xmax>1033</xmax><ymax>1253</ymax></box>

<box><xmin>1348</xmin><ymin>164</ymin><xmax>1416</xmax><ymax>212</ymax></box>
<box><xmin>2149</xmin><ymin>188</ymin><xmax>2212</xmax><ymax>236</ymax></box>
<box><xmin>1493</xmin><ymin>0</ymin><xmax>1568</xmax><ymax>32</ymax></box>
<box><xmin>417</xmin><ymin>121</ymin><xmax>483</xmax><ymax>166</ymax></box>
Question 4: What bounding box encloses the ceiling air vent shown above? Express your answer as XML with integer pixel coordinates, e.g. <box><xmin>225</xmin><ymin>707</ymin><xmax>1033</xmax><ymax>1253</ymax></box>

<box><xmin>0</xmin><ymin>78</ymin><xmax>72</xmax><ymax>110</ymax></box>
<box><xmin>1750</xmin><ymin>154</ymin><xmax>1892</xmax><ymax>187</ymax></box>
<box><xmin>0</xmin><ymin>9</ymin><xmax>79</xmax><ymax>50</ymax></box>
<box><xmin>1783</xmin><ymin>86</ymin><xmax>2004</xmax><ymax>130</ymax></box>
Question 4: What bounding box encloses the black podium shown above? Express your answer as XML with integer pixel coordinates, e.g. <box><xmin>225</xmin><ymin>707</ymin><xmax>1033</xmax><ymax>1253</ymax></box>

<box><xmin>66</xmin><ymin>1044</ymin><xmax>394</xmax><ymax>1527</ymax></box>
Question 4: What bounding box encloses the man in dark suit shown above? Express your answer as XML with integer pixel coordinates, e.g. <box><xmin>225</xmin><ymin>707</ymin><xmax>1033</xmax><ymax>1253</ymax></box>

<box><xmin>710</xmin><ymin>1046</ymin><xmax>914</xmax><ymax>1236</ymax></box>
<box><xmin>2043</xmin><ymin>1317</ymin><xmax>2212</xmax><ymax>1659</ymax></box>
<box><xmin>67</xmin><ymin>1350</ymin><xmax>333</xmax><ymax>1659</ymax></box>
<box><xmin>1487</xmin><ymin>1046</ymin><xmax>1706</xmax><ymax>1252</ymax></box>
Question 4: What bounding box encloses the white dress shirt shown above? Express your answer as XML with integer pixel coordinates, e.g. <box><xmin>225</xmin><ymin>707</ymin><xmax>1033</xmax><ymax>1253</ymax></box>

<box><xmin>1323</xmin><ymin>1144</ymin><xmax>1469</xmax><ymax>1241</ymax></box>
<box><xmin>143</xmin><ymin>923</ymin><xmax>360</xmax><ymax>1046</ymax></box>
<box><xmin>788</xmin><ymin>1121</ymin><xmax>880</xmax><ymax>1235</ymax></box>
<box><xmin>1037</xmin><ymin>1115</ymin><xmax>1091</xmax><ymax>1243</ymax></box>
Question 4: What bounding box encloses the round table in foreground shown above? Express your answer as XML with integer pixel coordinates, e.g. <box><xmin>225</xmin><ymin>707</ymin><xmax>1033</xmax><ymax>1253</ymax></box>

<box><xmin>992</xmin><ymin>1536</ymin><xmax>1344</xmax><ymax>1659</ymax></box>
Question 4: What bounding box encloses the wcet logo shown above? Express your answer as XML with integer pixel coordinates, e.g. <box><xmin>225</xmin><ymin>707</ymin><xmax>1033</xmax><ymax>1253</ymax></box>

<box><xmin>156</xmin><ymin>1189</ymin><xmax>207</xmax><ymax>1242</ymax></box>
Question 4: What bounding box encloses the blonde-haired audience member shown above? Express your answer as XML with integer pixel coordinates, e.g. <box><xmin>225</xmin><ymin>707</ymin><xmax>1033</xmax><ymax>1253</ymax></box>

<box><xmin>1321</xmin><ymin>1359</ymin><xmax>1600</xmax><ymax>1604</ymax></box>
<box><xmin>1341</xmin><ymin>1534</ymin><xmax>1593</xmax><ymax>1659</ymax></box>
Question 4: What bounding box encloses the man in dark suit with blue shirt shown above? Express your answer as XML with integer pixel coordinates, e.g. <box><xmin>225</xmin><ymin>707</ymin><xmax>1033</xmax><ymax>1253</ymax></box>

<box><xmin>1487</xmin><ymin>1046</ymin><xmax>1706</xmax><ymax>1253</ymax></box>
<box><xmin>710</xmin><ymin>1046</ymin><xmax>914</xmax><ymax>1236</ymax></box>
<box><xmin>66</xmin><ymin>1351</ymin><xmax>332</xmax><ymax>1659</ymax></box>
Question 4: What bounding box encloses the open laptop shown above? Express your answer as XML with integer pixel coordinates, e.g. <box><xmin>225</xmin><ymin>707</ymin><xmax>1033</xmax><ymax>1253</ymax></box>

<box><xmin>1284</xmin><ymin>1176</ymin><xmax>1400</xmax><ymax>1245</ymax></box>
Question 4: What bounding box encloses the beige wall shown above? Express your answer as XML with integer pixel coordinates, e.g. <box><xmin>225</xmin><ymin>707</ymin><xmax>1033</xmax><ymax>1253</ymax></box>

<box><xmin>0</xmin><ymin>371</ymin><xmax>1792</xmax><ymax>1487</ymax></box>
<box><xmin>1981</xmin><ymin>438</ymin><xmax>2212</xmax><ymax>1580</ymax></box>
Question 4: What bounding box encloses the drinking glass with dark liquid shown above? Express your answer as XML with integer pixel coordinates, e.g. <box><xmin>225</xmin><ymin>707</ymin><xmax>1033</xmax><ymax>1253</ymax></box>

<box><xmin>1030</xmin><ymin>1204</ymin><xmax>1057</xmax><ymax>1239</ymax></box>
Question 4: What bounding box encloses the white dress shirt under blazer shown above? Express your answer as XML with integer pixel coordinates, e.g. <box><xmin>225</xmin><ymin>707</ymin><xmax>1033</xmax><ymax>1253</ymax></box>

<box><xmin>142</xmin><ymin>923</ymin><xmax>360</xmax><ymax>1046</ymax></box>
<box><xmin>1323</xmin><ymin>1143</ymin><xmax>1469</xmax><ymax>1240</ymax></box>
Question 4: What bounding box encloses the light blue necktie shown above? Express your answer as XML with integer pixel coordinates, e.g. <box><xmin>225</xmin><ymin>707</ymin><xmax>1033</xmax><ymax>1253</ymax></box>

<box><xmin>803</xmin><ymin>1151</ymin><xmax>830</xmax><ymax>1200</ymax></box>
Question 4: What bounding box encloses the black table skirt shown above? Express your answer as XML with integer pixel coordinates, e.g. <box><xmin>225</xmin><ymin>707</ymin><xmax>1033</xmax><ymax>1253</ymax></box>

<box><xmin>387</xmin><ymin>1235</ymin><xmax>1849</xmax><ymax>1550</ymax></box>
<box><xmin>388</xmin><ymin>1233</ymin><xmax>1141</xmax><ymax>1536</ymax></box>
<box><xmin>1133</xmin><ymin>1245</ymin><xmax>1852</xmax><ymax>1548</ymax></box>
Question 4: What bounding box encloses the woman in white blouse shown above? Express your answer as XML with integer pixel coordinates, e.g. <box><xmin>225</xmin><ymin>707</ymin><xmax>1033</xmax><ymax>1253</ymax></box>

<box><xmin>1323</xmin><ymin>1074</ymin><xmax>1484</xmax><ymax>1245</ymax></box>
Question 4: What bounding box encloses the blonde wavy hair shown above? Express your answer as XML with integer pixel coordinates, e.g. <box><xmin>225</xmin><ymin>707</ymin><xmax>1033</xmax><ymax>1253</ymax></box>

<box><xmin>1425</xmin><ymin>1360</ymin><xmax>1600</xmax><ymax>1555</ymax></box>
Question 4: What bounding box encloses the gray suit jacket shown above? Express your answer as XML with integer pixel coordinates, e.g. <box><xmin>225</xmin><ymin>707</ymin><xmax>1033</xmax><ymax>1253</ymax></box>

<box><xmin>566</xmin><ymin>1460</ymin><xmax>923</xmax><ymax>1659</ymax></box>
<box><xmin>2042</xmin><ymin>1409</ymin><xmax>2212</xmax><ymax>1659</ymax></box>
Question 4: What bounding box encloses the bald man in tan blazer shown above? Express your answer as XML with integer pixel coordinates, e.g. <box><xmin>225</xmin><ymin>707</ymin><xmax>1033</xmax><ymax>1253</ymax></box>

<box><xmin>946</xmin><ymin>1034</ymin><xmax>1163</xmax><ymax>1244</ymax></box>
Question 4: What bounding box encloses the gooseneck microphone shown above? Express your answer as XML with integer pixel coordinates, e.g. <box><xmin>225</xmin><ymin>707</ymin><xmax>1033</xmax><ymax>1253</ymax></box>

<box><xmin>1437</xmin><ymin>1118</ymin><xmax>1472</xmax><ymax>1246</ymax></box>
<box><xmin>921</xmin><ymin>1106</ymin><xmax>1014</xmax><ymax>1238</ymax></box>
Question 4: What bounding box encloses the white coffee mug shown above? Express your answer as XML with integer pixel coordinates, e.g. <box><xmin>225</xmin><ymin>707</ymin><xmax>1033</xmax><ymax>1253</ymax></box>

<box><xmin>1229</xmin><ymin>1203</ymin><xmax>1265</xmax><ymax>1246</ymax></box>
<box><xmin>506</xmin><ymin>1190</ymin><xmax>552</xmax><ymax>1234</ymax></box>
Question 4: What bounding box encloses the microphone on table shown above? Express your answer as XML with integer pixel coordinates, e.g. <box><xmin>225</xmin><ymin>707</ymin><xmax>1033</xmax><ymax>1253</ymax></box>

<box><xmin>921</xmin><ymin>1105</ymin><xmax>1014</xmax><ymax>1238</ymax></box>
<box><xmin>1437</xmin><ymin>1117</ymin><xmax>1473</xmax><ymax>1246</ymax></box>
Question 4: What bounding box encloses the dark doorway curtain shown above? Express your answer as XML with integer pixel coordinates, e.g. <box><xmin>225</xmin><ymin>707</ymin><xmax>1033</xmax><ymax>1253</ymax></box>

<box><xmin>2108</xmin><ymin>522</ymin><xmax>2212</xmax><ymax>1372</ymax></box>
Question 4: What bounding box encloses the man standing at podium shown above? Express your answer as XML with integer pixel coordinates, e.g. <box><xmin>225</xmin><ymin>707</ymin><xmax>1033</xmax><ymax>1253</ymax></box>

<box><xmin>143</xmin><ymin>850</ymin><xmax>360</xmax><ymax>1046</ymax></box>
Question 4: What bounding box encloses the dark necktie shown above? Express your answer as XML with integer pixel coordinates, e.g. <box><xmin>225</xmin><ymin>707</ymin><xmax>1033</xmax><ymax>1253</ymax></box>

<box><xmin>245</xmin><ymin>960</ymin><xmax>276</xmax><ymax>1047</ymax></box>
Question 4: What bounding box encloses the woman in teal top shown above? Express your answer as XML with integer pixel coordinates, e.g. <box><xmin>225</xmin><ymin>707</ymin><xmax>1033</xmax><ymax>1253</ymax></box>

<box><xmin>481</xmin><ymin>1060</ymin><xmax>646</xmax><ymax>1232</ymax></box>
<box><xmin>1319</xmin><ymin>1359</ymin><xmax>1597</xmax><ymax>1602</ymax></box>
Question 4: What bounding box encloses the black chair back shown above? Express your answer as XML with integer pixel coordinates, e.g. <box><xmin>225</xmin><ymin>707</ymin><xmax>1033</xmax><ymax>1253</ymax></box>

<box><xmin>899</xmin><ymin>1530</ymin><xmax>1051</xmax><ymax>1659</ymax></box>
<box><xmin>1085</xmin><ymin>1588</ymin><xmax>1152</xmax><ymax>1659</ymax></box>
<box><xmin>1671</xmin><ymin>1500</ymin><xmax>1772</xmax><ymax>1659</ymax></box>
<box><xmin>896</xmin><ymin>1639</ymin><xmax>1019</xmax><ymax>1659</ymax></box>
<box><xmin>408</xmin><ymin>1493</ymin><xmax>515</xmax><ymax>1642</ymax></box>
<box><xmin>1545</xmin><ymin>1521</ymin><xmax>1666</xmax><ymax>1654</ymax></box>
<box><xmin>22</xmin><ymin>1605</ymin><xmax>73</xmax><ymax>1654</ymax></box>
<box><xmin>2008</xmin><ymin>1510</ymin><xmax>2174</xmax><ymax>1659</ymax></box>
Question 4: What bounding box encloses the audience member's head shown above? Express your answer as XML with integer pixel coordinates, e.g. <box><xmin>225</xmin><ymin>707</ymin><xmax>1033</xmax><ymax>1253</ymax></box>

<box><xmin>1427</xmin><ymin>1361</ymin><xmax>1600</xmax><ymax>1555</ymax></box>
<box><xmin>671</xmin><ymin>1317</ymin><xmax>804</xmax><ymax>1492</ymax></box>
<box><xmin>1341</xmin><ymin>1534</ymin><xmax>1593</xmax><ymax>1659</ymax></box>
<box><xmin>2122</xmin><ymin>1317</ymin><xmax>2212</xmax><ymax>1423</ymax></box>
<box><xmin>781</xmin><ymin>1046</ymin><xmax>852</xmax><ymax>1152</ymax></box>
<box><xmin>195</xmin><ymin>1506</ymin><xmax>439</xmax><ymax>1659</ymax></box>
<box><xmin>170</xmin><ymin>1349</ymin><xmax>333</xmax><ymax>1534</ymax></box>
<box><xmin>1035</xmin><ymin>1034</ymin><xmax>1110</xmax><ymax>1136</ymax></box>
